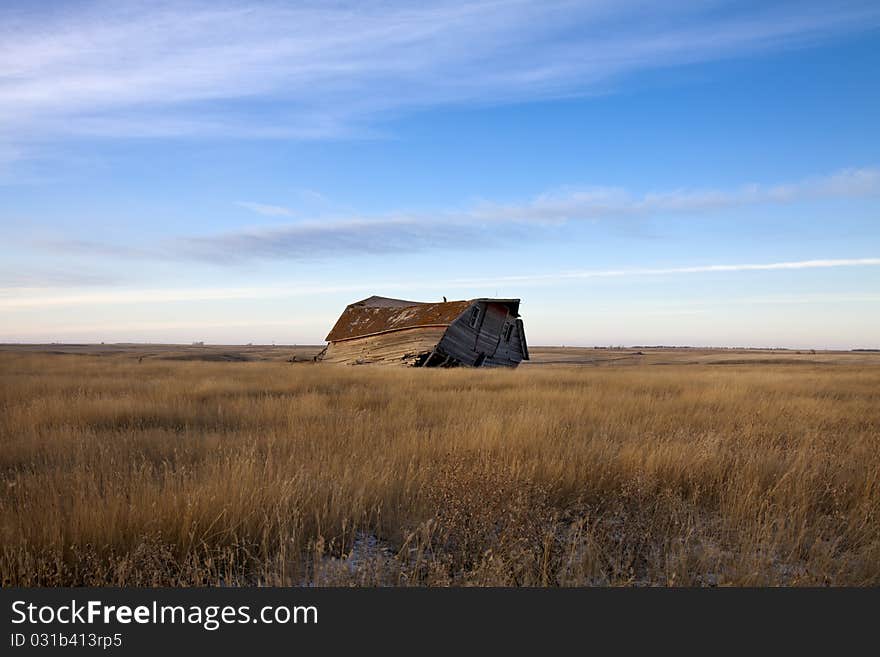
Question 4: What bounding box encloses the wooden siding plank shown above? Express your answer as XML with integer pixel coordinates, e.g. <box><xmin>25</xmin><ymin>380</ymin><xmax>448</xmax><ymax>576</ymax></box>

<box><xmin>322</xmin><ymin>327</ymin><xmax>447</xmax><ymax>366</ymax></box>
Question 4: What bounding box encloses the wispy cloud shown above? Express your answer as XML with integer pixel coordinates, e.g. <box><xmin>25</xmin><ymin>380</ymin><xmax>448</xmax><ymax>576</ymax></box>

<box><xmin>176</xmin><ymin>167</ymin><xmax>880</xmax><ymax>263</ymax></box>
<box><xmin>4</xmin><ymin>258</ymin><xmax>878</xmax><ymax>309</ymax></box>
<box><xmin>471</xmin><ymin>167</ymin><xmax>880</xmax><ymax>223</ymax></box>
<box><xmin>0</xmin><ymin>283</ymin><xmax>367</xmax><ymax>309</ymax></box>
<box><xmin>36</xmin><ymin>166</ymin><xmax>879</xmax><ymax>264</ymax></box>
<box><xmin>0</xmin><ymin>268</ymin><xmax>118</xmax><ymax>288</ymax></box>
<box><xmin>236</xmin><ymin>202</ymin><xmax>296</xmax><ymax>217</ymax></box>
<box><xmin>1</xmin><ymin>1</ymin><xmax>878</xmax><ymax>146</ymax></box>
<box><xmin>454</xmin><ymin>258</ymin><xmax>880</xmax><ymax>286</ymax></box>
<box><xmin>177</xmin><ymin>216</ymin><xmax>529</xmax><ymax>263</ymax></box>
<box><xmin>34</xmin><ymin>238</ymin><xmax>156</xmax><ymax>261</ymax></box>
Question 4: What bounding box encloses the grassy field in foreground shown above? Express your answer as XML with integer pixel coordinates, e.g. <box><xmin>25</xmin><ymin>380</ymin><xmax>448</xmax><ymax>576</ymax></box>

<box><xmin>1</xmin><ymin>350</ymin><xmax>879</xmax><ymax>586</ymax></box>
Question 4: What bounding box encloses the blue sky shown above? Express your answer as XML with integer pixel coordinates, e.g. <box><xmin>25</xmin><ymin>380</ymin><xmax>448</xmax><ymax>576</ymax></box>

<box><xmin>1</xmin><ymin>0</ymin><xmax>879</xmax><ymax>348</ymax></box>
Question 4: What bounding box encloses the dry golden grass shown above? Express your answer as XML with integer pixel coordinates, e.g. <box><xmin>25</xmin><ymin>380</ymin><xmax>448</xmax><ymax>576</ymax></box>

<box><xmin>1</xmin><ymin>351</ymin><xmax>878</xmax><ymax>586</ymax></box>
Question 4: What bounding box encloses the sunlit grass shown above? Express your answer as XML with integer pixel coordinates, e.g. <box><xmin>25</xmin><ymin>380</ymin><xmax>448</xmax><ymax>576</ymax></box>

<box><xmin>1</xmin><ymin>353</ymin><xmax>878</xmax><ymax>585</ymax></box>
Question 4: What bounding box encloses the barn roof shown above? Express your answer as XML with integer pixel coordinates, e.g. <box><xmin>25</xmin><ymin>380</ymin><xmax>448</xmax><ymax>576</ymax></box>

<box><xmin>354</xmin><ymin>295</ymin><xmax>426</xmax><ymax>308</ymax></box>
<box><xmin>326</xmin><ymin>297</ymin><xmax>473</xmax><ymax>342</ymax></box>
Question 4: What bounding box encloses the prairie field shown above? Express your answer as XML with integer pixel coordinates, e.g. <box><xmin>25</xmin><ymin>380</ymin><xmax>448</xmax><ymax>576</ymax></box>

<box><xmin>1</xmin><ymin>347</ymin><xmax>879</xmax><ymax>586</ymax></box>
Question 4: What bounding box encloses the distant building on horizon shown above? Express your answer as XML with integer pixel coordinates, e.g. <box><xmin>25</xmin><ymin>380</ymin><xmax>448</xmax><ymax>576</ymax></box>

<box><xmin>318</xmin><ymin>296</ymin><xmax>528</xmax><ymax>367</ymax></box>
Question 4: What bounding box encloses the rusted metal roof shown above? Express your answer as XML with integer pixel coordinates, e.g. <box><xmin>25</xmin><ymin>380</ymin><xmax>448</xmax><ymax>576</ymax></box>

<box><xmin>325</xmin><ymin>298</ymin><xmax>473</xmax><ymax>342</ymax></box>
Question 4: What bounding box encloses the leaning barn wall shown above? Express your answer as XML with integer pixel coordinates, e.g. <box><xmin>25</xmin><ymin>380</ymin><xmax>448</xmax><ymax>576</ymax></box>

<box><xmin>438</xmin><ymin>301</ymin><xmax>526</xmax><ymax>367</ymax></box>
<box><xmin>484</xmin><ymin>316</ymin><xmax>525</xmax><ymax>366</ymax></box>
<box><xmin>322</xmin><ymin>326</ymin><xmax>447</xmax><ymax>365</ymax></box>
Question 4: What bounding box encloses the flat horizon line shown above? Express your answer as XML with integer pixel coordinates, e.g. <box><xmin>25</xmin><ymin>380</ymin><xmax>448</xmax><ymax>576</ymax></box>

<box><xmin>1</xmin><ymin>342</ymin><xmax>878</xmax><ymax>353</ymax></box>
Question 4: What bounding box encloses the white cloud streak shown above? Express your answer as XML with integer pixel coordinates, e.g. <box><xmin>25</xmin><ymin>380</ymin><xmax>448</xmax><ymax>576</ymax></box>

<box><xmin>3</xmin><ymin>257</ymin><xmax>878</xmax><ymax>309</ymax></box>
<box><xmin>235</xmin><ymin>202</ymin><xmax>296</xmax><ymax>217</ymax></box>
<box><xmin>1</xmin><ymin>1</ymin><xmax>878</xmax><ymax>146</ymax></box>
<box><xmin>454</xmin><ymin>258</ymin><xmax>880</xmax><ymax>286</ymax></box>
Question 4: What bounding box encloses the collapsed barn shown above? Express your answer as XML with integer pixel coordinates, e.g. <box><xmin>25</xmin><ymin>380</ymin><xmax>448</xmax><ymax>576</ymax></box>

<box><xmin>318</xmin><ymin>296</ymin><xmax>528</xmax><ymax>367</ymax></box>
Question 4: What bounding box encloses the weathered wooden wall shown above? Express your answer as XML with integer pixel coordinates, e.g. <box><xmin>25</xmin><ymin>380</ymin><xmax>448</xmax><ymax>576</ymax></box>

<box><xmin>321</xmin><ymin>326</ymin><xmax>447</xmax><ymax>365</ymax></box>
<box><xmin>483</xmin><ymin>315</ymin><xmax>526</xmax><ymax>366</ymax></box>
<box><xmin>438</xmin><ymin>301</ymin><xmax>526</xmax><ymax>367</ymax></box>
